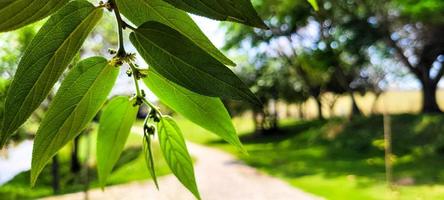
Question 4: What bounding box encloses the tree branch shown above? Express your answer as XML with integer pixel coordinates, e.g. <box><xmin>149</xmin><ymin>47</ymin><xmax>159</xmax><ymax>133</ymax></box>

<box><xmin>384</xmin><ymin>36</ymin><xmax>420</xmax><ymax>76</ymax></box>
<box><xmin>433</xmin><ymin>61</ymin><xmax>444</xmax><ymax>85</ymax></box>
<box><xmin>274</xmin><ymin>45</ymin><xmax>314</xmax><ymax>94</ymax></box>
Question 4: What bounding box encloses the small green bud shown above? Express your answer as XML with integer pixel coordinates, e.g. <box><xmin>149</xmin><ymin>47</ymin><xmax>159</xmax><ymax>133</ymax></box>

<box><xmin>144</xmin><ymin>124</ymin><xmax>156</xmax><ymax>136</ymax></box>
<box><xmin>132</xmin><ymin>96</ymin><xmax>143</xmax><ymax>106</ymax></box>
<box><xmin>153</xmin><ymin>116</ymin><xmax>160</xmax><ymax>123</ymax></box>
<box><xmin>141</xmin><ymin>90</ymin><xmax>146</xmax><ymax>97</ymax></box>
<box><xmin>108</xmin><ymin>48</ymin><xmax>117</xmax><ymax>55</ymax></box>
<box><xmin>126</xmin><ymin>69</ymin><xmax>132</xmax><ymax>77</ymax></box>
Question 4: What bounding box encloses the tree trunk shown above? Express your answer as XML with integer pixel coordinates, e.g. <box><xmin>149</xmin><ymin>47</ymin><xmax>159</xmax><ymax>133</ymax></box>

<box><xmin>71</xmin><ymin>135</ymin><xmax>81</xmax><ymax>174</ymax></box>
<box><xmin>421</xmin><ymin>79</ymin><xmax>441</xmax><ymax>113</ymax></box>
<box><xmin>271</xmin><ymin>99</ymin><xmax>279</xmax><ymax>130</ymax></box>
<box><xmin>52</xmin><ymin>155</ymin><xmax>60</xmax><ymax>194</ymax></box>
<box><xmin>371</xmin><ymin>92</ymin><xmax>382</xmax><ymax>115</ymax></box>
<box><xmin>382</xmin><ymin>29</ymin><xmax>443</xmax><ymax>113</ymax></box>
<box><xmin>315</xmin><ymin>96</ymin><xmax>324</xmax><ymax>120</ymax></box>
<box><xmin>350</xmin><ymin>93</ymin><xmax>362</xmax><ymax>116</ymax></box>
<box><xmin>286</xmin><ymin>104</ymin><xmax>292</xmax><ymax>118</ymax></box>
<box><xmin>298</xmin><ymin>103</ymin><xmax>304</xmax><ymax>119</ymax></box>
<box><xmin>252</xmin><ymin>109</ymin><xmax>262</xmax><ymax>134</ymax></box>
<box><xmin>326</xmin><ymin>95</ymin><xmax>339</xmax><ymax>117</ymax></box>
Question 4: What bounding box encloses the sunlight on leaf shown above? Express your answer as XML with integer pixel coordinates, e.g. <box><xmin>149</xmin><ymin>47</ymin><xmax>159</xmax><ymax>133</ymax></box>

<box><xmin>97</xmin><ymin>96</ymin><xmax>139</xmax><ymax>188</ymax></box>
<box><xmin>158</xmin><ymin>116</ymin><xmax>201</xmax><ymax>200</ymax></box>
<box><xmin>31</xmin><ymin>57</ymin><xmax>118</xmax><ymax>186</ymax></box>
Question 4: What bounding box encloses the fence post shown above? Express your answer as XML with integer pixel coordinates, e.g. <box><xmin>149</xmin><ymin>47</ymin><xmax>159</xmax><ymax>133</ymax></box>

<box><xmin>383</xmin><ymin>113</ymin><xmax>393</xmax><ymax>188</ymax></box>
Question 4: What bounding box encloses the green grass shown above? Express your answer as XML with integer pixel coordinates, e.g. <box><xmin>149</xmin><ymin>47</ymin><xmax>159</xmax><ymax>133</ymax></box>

<box><xmin>193</xmin><ymin>114</ymin><xmax>444</xmax><ymax>200</ymax></box>
<box><xmin>0</xmin><ymin>125</ymin><xmax>170</xmax><ymax>200</ymax></box>
<box><xmin>3</xmin><ymin>113</ymin><xmax>444</xmax><ymax>200</ymax></box>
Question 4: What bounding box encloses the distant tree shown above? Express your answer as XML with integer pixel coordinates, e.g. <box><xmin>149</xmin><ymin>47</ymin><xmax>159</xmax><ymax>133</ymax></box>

<box><xmin>277</xmin><ymin>62</ymin><xmax>309</xmax><ymax>119</ymax></box>
<box><xmin>233</xmin><ymin>56</ymin><xmax>282</xmax><ymax>133</ymax></box>
<box><xmin>223</xmin><ymin>52</ymin><xmax>310</xmax><ymax>133</ymax></box>
<box><xmin>224</xmin><ymin>0</ymin><xmax>444</xmax><ymax>114</ymax></box>
<box><xmin>0</xmin><ymin>79</ymin><xmax>10</xmax><ymax>124</ymax></box>
<box><xmin>0</xmin><ymin>26</ymin><xmax>37</xmax><ymax>78</ymax></box>
<box><xmin>222</xmin><ymin>0</ymin><xmax>375</xmax><ymax>119</ymax></box>
<box><xmin>325</xmin><ymin>0</ymin><xmax>444</xmax><ymax>112</ymax></box>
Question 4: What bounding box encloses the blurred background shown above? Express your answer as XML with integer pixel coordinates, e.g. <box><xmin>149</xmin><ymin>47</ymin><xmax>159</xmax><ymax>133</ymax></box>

<box><xmin>1</xmin><ymin>0</ymin><xmax>444</xmax><ymax>199</ymax></box>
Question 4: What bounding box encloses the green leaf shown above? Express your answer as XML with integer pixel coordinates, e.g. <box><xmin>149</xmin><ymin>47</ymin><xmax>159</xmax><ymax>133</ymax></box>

<box><xmin>130</xmin><ymin>21</ymin><xmax>261</xmax><ymax>106</ymax></box>
<box><xmin>97</xmin><ymin>96</ymin><xmax>139</xmax><ymax>188</ymax></box>
<box><xmin>0</xmin><ymin>0</ymin><xmax>70</xmax><ymax>32</ymax></box>
<box><xmin>143</xmin><ymin>131</ymin><xmax>159</xmax><ymax>189</ymax></box>
<box><xmin>158</xmin><ymin>116</ymin><xmax>201</xmax><ymax>200</ymax></box>
<box><xmin>116</xmin><ymin>0</ymin><xmax>235</xmax><ymax>66</ymax></box>
<box><xmin>31</xmin><ymin>57</ymin><xmax>118</xmax><ymax>186</ymax></box>
<box><xmin>1</xmin><ymin>0</ymin><xmax>103</xmax><ymax>147</ymax></box>
<box><xmin>307</xmin><ymin>0</ymin><xmax>319</xmax><ymax>11</ymax></box>
<box><xmin>143</xmin><ymin>69</ymin><xmax>246</xmax><ymax>154</ymax></box>
<box><xmin>162</xmin><ymin>0</ymin><xmax>268</xmax><ymax>29</ymax></box>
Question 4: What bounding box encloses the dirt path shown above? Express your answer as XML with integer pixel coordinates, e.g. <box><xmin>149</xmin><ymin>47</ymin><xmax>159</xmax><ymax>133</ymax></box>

<box><xmin>43</xmin><ymin>143</ymin><xmax>322</xmax><ymax>200</ymax></box>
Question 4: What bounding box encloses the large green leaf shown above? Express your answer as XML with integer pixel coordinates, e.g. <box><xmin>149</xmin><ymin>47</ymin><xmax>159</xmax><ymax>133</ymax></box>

<box><xmin>0</xmin><ymin>0</ymin><xmax>103</xmax><ymax>147</ymax></box>
<box><xmin>31</xmin><ymin>57</ymin><xmax>118</xmax><ymax>185</ymax></box>
<box><xmin>162</xmin><ymin>0</ymin><xmax>268</xmax><ymax>29</ymax></box>
<box><xmin>116</xmin><ymin>0</ymin><xmax>235</xmax><ymax>66</ymax></box>
<box><xmin>97</xmin><ymin>96</ymin><xmax>138</xmax><ymax>188</ymax></box>
<box><xmin>144</xmin><ymin>69</ymin><xmax>246</xmax><ymax>153</ymax></box>
<box><xmin>0</xmin><ymin>0</ymin><xmax>70</xmax><ymax>32</ymax></box>
<box><xmin>130</xmin><ymin>21</ymin><xmax>261</xmax><ymax>106</ymax></box>
<box><xmin>158</xmin><ymin>116</ymin><xmax>201</xmax><ymax>200</ymax></box>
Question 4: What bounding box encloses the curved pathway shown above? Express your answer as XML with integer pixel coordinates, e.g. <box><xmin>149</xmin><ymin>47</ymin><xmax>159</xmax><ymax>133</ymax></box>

<box><xmin>43</xmin><ymin>142</ymin><xmax>322</xmax><ymax>200</ymax></box>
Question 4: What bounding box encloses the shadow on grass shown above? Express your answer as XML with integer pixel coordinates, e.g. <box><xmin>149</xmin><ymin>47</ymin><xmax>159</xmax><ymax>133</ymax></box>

<box><xmin>213</xmin><ymin>114</ymin><xmax>444</xmax><ymax>187</ymax></box>
<box><xmin>207</xmin><ymin>119</ymin><xmax>328</xmax><ymax>146</ymax></box>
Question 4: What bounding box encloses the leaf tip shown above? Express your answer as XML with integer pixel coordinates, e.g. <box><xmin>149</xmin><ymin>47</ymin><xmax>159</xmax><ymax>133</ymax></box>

<box><xmin>191</xmin><ymin>189</ymin><xmax>202</xmax><ymax>200</ymax></box>
<box><xmin>154</xmin><ymin>182</ymin><xmax>160</xmax><ymax>190</ymax></box>
<box><xmin>251</xmin><ymin>97</ymin><xmax>264</xmax><ymax>109</ymax></box>
<box><xmin>231</xmin><ymin>140</ymin><xmax>248</xmax><ymax>156</ymax></box>
<box><xmin>307</xmin><ymin>0</ymin><xmax>320</xmax><ymax>11</ymax></box>
<box><xmin>239</xmin><ymin>146</ymin><xmax>249</xmax><ymax>156</ymax></box>
<box><xmin>227</xmin><ymin>61</ymin><xmax>237</xmax><ymax>67</ymax></box>
<box><xmin>99</xmin><ymin>178</ymin><xmax>106</xmax><ymax>190</ymax></box>
<box><xmin>151</xmin><ymin>168</ymin><xmax>160</xmax><ymax>190</ymax></box>
<box><xmin>258</xmin><ymin>22</ymin><xmax>270</xmax><ymax>30</ymax></box>
<box><xmin>0</xmin><ymin>137</ymin><xmax>6</xmax><ymax>149</ymax></box>
<box><xmin>30</xmin><ymin>154</ymin><xmax>49</xmax><ymax>188</ymax></box>
<box><xmin>0</xmin><ymin>126</ymin><xmax>13</xmax><ymax>148</ymax></box>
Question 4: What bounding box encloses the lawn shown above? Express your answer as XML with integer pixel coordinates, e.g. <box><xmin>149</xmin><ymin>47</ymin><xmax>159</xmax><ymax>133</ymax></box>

<box><xmin>2</xmin><ymin>112</ymin><xmax>444</xmax><ymax>200</ymax></box>
<box><xmin>187</xmin><ymin>114</ymin><xmax>444</xmax><ymax>200</ymax></box>
<box><xmin>0</xmin><ymin>125</ymin><xmax>171</xmax><ymax>200</ymax></box>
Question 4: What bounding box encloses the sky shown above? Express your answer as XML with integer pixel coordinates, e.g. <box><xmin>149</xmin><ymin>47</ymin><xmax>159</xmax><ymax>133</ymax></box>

<box><xmin>191</xmin><ymin>15</ymin><xmax>226</xmax><ymax>49</ymax></box>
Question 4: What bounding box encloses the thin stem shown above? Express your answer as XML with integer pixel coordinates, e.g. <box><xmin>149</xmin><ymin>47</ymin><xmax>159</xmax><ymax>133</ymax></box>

<box><xmin>128</xmin><ymin>63</ymin><xmax>142</xmax><ymax>97</ymax></box>
<box><xmin>143</xmin><ymin>114</ymin><xmax>150</xmax><ymax>129</ymax></box>
<box><xmin>110</xmin><ymin>0</ymin><xmax>126</xmax><ymax>57</ymax></box>
<box><xmin>109</xmin><ymin>1</ymin><xmax>159</xmax><ymax>116</ymax></box>
<box><xmin>142</xmin><ymin>98</ymin><xmax>162</xmax><ymax>116</ymax></box>
<box><xmin>128</xmin><ymin>63</ymin><xmax>160</xmax><ymax>116</ymax></box>
<box><xmin>122</xmin><ymin>21</ymin><xmax>136</xmax><ymax>31</ymax></box>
